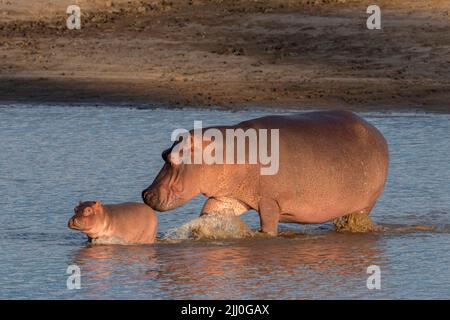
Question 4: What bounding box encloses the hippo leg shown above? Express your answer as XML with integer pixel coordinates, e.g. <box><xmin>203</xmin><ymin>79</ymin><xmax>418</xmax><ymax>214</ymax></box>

<box><xmin>258</xmin><ymin>198</ymin><xmax>280</xmax><ymax>236</ymax></box>
<box><xmin>333</xmin><ymin>204</ymin><xmax>383</xmax><ymax>232</ymax></box>
<box><xmin>200</xmin><ymin>197</ymin><xmax>249</xmax><ymax>216</ymax></box>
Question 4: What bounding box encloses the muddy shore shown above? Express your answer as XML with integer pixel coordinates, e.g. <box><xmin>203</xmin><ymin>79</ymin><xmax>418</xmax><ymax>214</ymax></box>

<box><xmin>0</xmin><ymin>0</ymin><xmax>449</xmax><ymax>110</ymax></box>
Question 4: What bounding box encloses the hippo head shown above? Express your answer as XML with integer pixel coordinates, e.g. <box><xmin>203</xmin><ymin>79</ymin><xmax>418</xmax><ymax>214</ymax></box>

<box><xmin>68</xmin><ymin>200</ymin><xmax>104</xmax><ymax>237</ymax></box>
<box><xmin>142</xmin><ymin>132</ymin><xmax>214</xmax><ymax>211</ymax></box>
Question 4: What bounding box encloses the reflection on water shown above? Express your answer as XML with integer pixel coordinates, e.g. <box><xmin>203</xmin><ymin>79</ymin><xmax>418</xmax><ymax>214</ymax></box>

<box><xmin>0</xmin><ymin>105</ymin><xmax>449</xmax><ymax>299</ymax></box>
<box><xmin>71</xmin><ymin>232</ymin><xmax>385</xmax><ymax>299</ymax></box>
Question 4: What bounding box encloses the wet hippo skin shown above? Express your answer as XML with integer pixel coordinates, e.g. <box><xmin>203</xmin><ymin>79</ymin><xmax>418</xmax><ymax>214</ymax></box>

<box><xmin>68</xmin><ymin>201</ymin><xmax>158</xmax><ymax>244</ymax></box>
<box><xmin>142</xmin><ymin>110</ymin><xmax>389</xmax><ymax>235</ymax></box>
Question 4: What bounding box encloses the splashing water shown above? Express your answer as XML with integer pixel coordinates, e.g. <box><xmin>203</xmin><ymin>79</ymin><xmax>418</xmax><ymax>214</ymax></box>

<box><xmin>163</xmin><ymin>213</ymin><xmax>254</xmax><ymax>241</ymax></box>
<box><xmin>333</xmin><ymin>211</ymin><xmax>383</xmax><ymax>233</ymax></box>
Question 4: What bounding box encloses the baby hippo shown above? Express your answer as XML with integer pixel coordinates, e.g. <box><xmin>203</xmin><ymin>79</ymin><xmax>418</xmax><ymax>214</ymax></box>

<box><xmin>68</xmin><ymin>201</ymin><xmax>157</xmax><ymax>244</ymax></box>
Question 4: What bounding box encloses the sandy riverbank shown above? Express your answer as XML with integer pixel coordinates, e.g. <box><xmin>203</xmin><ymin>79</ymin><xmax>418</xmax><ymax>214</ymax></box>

<box><xmin>0</xmin><ymin>0</ymin><xmax>449</xmax><ymax>110</ymax></box>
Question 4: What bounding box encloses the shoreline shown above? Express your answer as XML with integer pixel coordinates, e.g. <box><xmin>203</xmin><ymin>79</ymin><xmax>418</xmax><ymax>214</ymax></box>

<box><xmin>1</xmin><ymin>0</ymin><xmax>449</xmax><ymax>111</ymax></box>
<box><xmin>3</xmin><ymin>99</ymin><xmax>450</xmax><ymax>115</ymax></box>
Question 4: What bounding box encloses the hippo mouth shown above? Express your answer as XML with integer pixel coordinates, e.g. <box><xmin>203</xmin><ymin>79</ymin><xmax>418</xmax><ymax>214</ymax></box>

<box><xmin>68</xmin><ymin>218</ymin><xmax>81</xmax><ymax>230</ymax></box>
<box><xmin>142</xmin><ymin>188</ymin><xmax>182</xmax><ymax>211</ymax></box>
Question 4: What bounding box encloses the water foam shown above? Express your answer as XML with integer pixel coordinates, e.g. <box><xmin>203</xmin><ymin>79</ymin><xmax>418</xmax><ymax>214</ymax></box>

<box><xmin>163</xmin><ymin>213</ymin><xmax>254</xmax><ymax>241</ymax></box>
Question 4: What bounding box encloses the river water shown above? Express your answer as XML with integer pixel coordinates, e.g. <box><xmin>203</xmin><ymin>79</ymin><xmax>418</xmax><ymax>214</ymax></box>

<box><xmin>0</xmin><ymin>104</ymin><xmax>449</xmax><ymax>299</ymax></box>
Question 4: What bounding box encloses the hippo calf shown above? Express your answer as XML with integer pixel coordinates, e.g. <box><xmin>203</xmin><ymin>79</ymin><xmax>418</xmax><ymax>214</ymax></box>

<box><xmin>68</xmin><ymin>201</ymin><xmax>158</xmax><ymax>244</ymax></box>
<box><xmin>142</xmin><ymin>110</ymin><xmax>389</xmax><ymax>235</ymax></box>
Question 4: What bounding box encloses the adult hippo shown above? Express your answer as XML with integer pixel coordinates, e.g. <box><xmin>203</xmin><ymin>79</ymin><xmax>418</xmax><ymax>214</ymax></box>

<box><xmin>142</xmin><ymin>110</ymin><xmax>389</xmax><ymax>235</ymax></box>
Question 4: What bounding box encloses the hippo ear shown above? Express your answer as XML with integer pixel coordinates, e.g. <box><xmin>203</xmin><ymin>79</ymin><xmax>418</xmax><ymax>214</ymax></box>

<box><xmin>166</xmin><ymin>151</ymin><xmax>182</xmax><ymax>167</ymax></box>
<box><xmin>162</xmin><ymin>148</ymin><xmax>171</xmax><ymax>162</ymax></box>
<box><xmin>179</xmin><ymin>132</ymin><xmax>204</xmax><ymax>162</ymax></box>
<box><xmin>164</xmin><ymin>132</ymin><xmax>191</xmax><ymax>165</ymax></box>
<box><xmin>190</xmin><ymin>134</ymin><xmax>202</xmax><ymax>153</ymax></box>
<box><xmin>190</xmin><ymin>132</ymin><xmax>213</xmax><ymax>153</ymax></box>
<box><xmin>92</xmin><ymin>201</ymin><xmax>102</xmax><ymax>211</ymax></box>
<box><xmin>74</xmin><ymin>200</ymin><xmax>82</xmax><ymax>212</ymax></box>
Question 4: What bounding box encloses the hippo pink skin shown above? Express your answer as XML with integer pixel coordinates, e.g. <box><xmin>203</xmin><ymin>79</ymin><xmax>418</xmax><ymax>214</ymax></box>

<box><xmin>142</xmin><ymin>110</ymin><xmax>389</xmax><ymax>235</ymax></box>
<box><xmin>68</xmin><ymin>201</ymin><xmax>157</xmax><ymax>244</ymax></box>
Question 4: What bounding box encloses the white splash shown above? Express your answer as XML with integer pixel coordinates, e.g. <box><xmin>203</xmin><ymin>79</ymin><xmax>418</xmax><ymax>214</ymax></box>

<box><xmin>163</xmin><ymin>213</ymin><xmax>253</xmax><ymax>241</ymax></box>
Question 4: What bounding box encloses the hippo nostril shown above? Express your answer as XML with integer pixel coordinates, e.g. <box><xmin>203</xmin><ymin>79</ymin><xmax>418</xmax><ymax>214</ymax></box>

<box><xmin>68</xmin><ymin>218</ymin><xmax>77</xmax><ymax>229</ymax></box>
